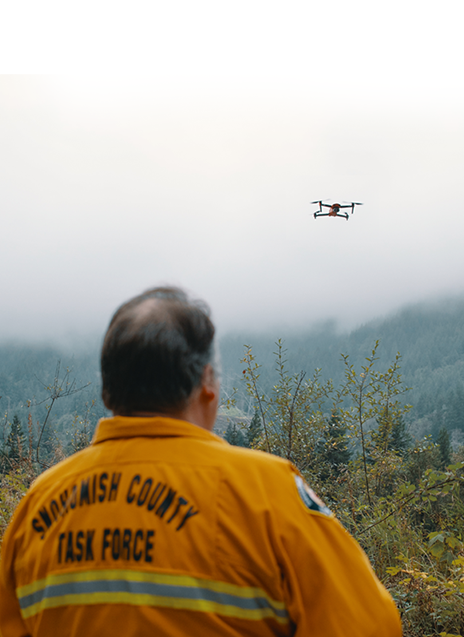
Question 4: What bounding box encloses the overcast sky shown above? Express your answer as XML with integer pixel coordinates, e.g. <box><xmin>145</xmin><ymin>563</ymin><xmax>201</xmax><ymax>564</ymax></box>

<box><xmin>1</xmin><ymin>0</ymin><xmax>464</xmax><ymax>342</ymax></box>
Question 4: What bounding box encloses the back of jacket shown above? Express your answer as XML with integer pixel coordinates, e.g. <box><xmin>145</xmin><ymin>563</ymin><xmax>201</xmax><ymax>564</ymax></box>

<box><xmin>0</xmin><ymin>417</ymin><xmax>402</xmax><ymax>637</ymax></box>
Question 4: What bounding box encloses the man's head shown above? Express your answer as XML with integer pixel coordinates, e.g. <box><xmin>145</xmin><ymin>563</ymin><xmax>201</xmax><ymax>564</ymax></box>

<box><xmin>101</xmin><ymin>287</ymin><xmax>218</xmax><ymax>420</ymax></box>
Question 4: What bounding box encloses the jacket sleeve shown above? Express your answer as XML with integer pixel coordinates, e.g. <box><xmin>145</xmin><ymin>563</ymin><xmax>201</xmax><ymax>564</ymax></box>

<box><xmin>274</xmin><ymin>466</ymin><xmax>402</xmax><ymax>637</ymax></box>
<box><xmin>0</xmin><ymin>500</ymin><xmax>32</xmax><ymax>637</ymax></box>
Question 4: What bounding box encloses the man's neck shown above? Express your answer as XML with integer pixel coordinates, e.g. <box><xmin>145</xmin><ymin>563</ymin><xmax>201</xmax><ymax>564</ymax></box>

<box><xmin>113</xmin><ymin>409</ymin><xmax>215</xmax><ymax>432</ymax></box>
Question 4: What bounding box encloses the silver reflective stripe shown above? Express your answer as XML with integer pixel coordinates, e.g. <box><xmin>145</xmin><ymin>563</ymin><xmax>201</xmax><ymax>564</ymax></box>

<box><xmin>17</xmin><ymin>570</ymin><xmax>289</xmax><ymax>624</ymax></box>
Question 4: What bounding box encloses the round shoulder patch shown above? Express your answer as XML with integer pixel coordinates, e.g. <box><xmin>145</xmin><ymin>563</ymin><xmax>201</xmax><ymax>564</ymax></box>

<box><xmin>294</xmin><ymin>475</ymin><xmax>332</xmax><ymax>516</ymax></box>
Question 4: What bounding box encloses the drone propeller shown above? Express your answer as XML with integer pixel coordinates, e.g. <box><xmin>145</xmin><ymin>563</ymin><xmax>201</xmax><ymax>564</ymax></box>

<box><xmin>311</xmin><ymin>199</ymin><xmax>329</xmax><ymax>204</ymax></box>
<box><xmin>342</xmin><ymin>201</ymin><xmax>363</xmax><ymax>205</ymax></box>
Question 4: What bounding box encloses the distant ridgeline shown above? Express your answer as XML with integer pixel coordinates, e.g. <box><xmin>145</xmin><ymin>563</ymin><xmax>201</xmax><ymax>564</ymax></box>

<box><xmin>218</xmin><ymin>296</ymin><xmax>464</xmax><ymax>445</ymax></box>
<box><xmin>1</xmin><ymin>296</ymin><xmax>464</xmax><ymax>454</ymax></box>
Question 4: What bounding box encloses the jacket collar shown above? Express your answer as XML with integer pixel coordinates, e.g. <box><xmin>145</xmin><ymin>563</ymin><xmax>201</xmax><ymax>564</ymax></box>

<box><xmin>92</xmin><ymin>416</ymin><xmax>227</xmax><ymax>446</ymax></box>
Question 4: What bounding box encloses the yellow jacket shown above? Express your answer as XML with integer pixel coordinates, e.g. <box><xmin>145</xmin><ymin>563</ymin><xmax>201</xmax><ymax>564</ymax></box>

<box><xmin>0</xmin><ymin>417</ymin><xmax>401</xmax><ymax>636</ymax></box>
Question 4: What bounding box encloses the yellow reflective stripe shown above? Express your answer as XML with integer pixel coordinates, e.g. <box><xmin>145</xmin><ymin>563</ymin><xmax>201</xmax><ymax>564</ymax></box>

<box><xmin>21</xmin><ymin>592</ymin><xmax>285</xmax><ymax>622</ymax></box>
<box><xmin>17</xmin><ymin>570</ymin><xmax>288</xmax><ymax>624</ymax></box>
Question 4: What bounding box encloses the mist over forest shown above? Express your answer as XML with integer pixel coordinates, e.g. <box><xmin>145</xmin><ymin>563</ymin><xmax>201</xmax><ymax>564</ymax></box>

<box><xmin>1</xmin><ymin>294</ymin><xmax>464</xmax><ymax>454</ymax></box>
<box><xmin>3</xmin><ymin>293</ymin><xmax>464</xmax><ymax>634</ymax></box>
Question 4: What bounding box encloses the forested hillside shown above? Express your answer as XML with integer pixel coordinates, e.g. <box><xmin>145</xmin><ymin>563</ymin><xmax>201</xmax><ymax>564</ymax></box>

<box><xmin>0</xmin><ymin>341</ymin><xmax>107</xmax><ymax>462</ymax></box>
<box><xmin>221</xmin><ymin>296</ymin><xmax>464</xmax><ymax>446</ymax></box>
<box><xmin>1</xmin><ymin>295</ymin><xmax>464</xmax><ymax>454</ymax></box>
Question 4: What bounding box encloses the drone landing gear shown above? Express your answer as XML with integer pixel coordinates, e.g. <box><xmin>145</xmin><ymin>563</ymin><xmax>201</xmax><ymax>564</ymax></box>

<box><xmin>314</xmin><ymin>212</ymin><xmax>349</xmax><ymax>221</ymax></box>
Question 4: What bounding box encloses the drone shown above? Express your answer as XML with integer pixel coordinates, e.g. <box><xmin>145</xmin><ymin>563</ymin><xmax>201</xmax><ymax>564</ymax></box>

<box><xmin>312</xmin><ymin>200</ymin><xmax>363</xmax><ymax>221</ymax></box>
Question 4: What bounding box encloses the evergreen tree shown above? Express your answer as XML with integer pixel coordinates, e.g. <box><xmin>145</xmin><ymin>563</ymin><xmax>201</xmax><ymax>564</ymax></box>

<box><xmin>245</xmin><ymin>409</ymin><xmax>262</xmax><ymax>448</ymax></box>
<box><xmin>6</xmin><ymin>414</ymin><xmax>26</xmax><ymax>461</ymax></box>
<box><xmin>436</xmin><ymin>427</ymin><xmax>451</xmax><ymax>468</ymax></box>
<box><xmin>318</xmin><ymin>412</ymin><xmax>351</xmax><ymax>480</ymax></box>
<box><xmin>325</xmin><ymin>413</ymin><xmax>351</xmax><ymax>471</ymax></box>
<box><xmin>446</xmin><ymin>385</ymin><xmax>464</xmax><ymax>432</ymax></box>
<box><xmin>372</xmin><ymin>409</ymin><xmax>410</xmax><ymax>456</ymax></box>
<box><xmin>389</xmin><ymin>416</ymin><xmax>410</xmax><ymax>454</ymax></box>
<box><xmin>224</xmin><ymin>422</ymin><xmax>246</xmax><ymax>447</ymax></box>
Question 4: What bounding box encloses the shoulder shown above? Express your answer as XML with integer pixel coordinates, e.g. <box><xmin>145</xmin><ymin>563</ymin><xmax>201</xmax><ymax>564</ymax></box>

<box><xmin>208</xmin><ymin>442</ymin><xmax>332</xmax><ymax>517</ymax></box>
<box><xmin>27</xmin><ymin>445</ymin><xmax>94</xmax><ymax>494</ymax></box>
<box><xmin>204</xmin><ymin>438</ymin><xmax>291</xmax><ymax>487</ymax></box>
<box><xmin>208</xmin><ymin>438</ymin><xmax>292</xmax><ymax>473</ymax></box>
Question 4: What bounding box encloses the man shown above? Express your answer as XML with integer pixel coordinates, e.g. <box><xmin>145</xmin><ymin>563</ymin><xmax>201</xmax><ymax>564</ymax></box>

<box><xmin>0</xmin><ymin>287</ymin><xmax>402</xmax><ymax>636</ymax></box>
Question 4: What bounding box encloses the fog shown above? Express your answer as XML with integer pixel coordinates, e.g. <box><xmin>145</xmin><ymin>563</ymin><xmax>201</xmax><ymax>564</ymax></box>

<box><xmin>1</xmin><ymin>1</ymin><xmax>464</xmax><ymax>343</ymax></box>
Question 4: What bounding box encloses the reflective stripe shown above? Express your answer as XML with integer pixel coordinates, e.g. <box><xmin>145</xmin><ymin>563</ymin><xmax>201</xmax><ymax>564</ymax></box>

<box><xmin>17</xmin><ymin>570</ymin><xmax>288</xmax><ymax>624</ymax></box>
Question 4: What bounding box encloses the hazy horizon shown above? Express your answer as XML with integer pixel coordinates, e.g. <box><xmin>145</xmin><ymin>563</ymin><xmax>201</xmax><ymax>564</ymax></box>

<box><xmin>2</xmin><ymin>5</ymin><xmax>464</xmax><ymax>342</ymax></box>
<box><xmin>2</xmin><ymin>290</ymin><xmax>464</xmax><ymax>352</ymax></box>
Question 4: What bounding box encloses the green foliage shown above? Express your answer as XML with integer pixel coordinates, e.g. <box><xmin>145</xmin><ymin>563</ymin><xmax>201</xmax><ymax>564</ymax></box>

<box><xmin>436</xmin><ymin>428</ymin><xmax>452</xmax><ymax>469</ymax></box>
<box><xmin>372</xmin><ymin>410</ymin><xmax>410</xmax><ymax>456</ymax></box>
<box><xmin>246</xmin><ymin>409</ymin><xmax>263</xmax><ymax>448</ymax></box>
<box><xmin>224</xmin><ymin>422</ymin><xmax>246</xmax><ymax>447</ymax></box>
<box><xmin>232</xmin><ymin>340</ymin><xmax>464</xmax><ymax>637</ymax></box>
<box><xmin>219</xmin><ymin>297</ymin><xmax>464</xmax><ymax>444</ymax></box>
<box><xmin>5</xmin><ymin>415</ymin><xmax>26</xmax><ymax>462</ymax></box>
<box><xmin>67</xmin><ymin>401</ymin><xmax>96</xmax><ymax>454</ymax></box>
<box><xmin>0</xmin><ymin>470</ymin><xmax>29</xmax><ymax>538</ymax></box>
<box><xmin>2</xmin><ymin>340</ymin><xmax>464</xmax><ymax>635</ymax></box>
<box><xmin>223</xmin><ymin>409</ymin><xmax>263</xmax><ymax>449</ymax></box>
<box><xmin>241</xmin><ymin>339</ymin><xmax>329</xmax><ymax>470</ymax></box>
<box><xmin>34</xmin><ymin>361</ymin><xmax>91</xmax><ymax>468</ymax></box>
<box><xmin>316</xmin><ymin>412</ymin><xmax>351</xmax><ymax>480</ymax></box>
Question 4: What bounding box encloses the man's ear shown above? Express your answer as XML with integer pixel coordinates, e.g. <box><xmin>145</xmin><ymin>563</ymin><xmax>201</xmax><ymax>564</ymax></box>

<box><xmin>201</xmin><ymin>364</ymin><xmax>219</xmax><ymax>401</ymax></box>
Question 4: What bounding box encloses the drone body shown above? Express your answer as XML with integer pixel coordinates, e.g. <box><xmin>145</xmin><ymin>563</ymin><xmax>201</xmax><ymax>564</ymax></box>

<box><xmin>312</xmin><ymin>200</ymin><xmax>363</xmax><ymax>221</ymax></box>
